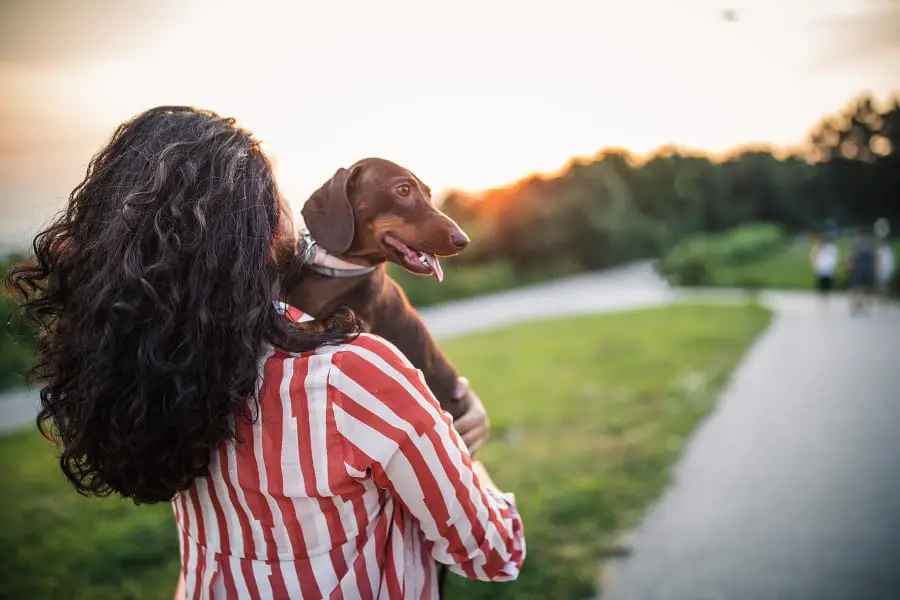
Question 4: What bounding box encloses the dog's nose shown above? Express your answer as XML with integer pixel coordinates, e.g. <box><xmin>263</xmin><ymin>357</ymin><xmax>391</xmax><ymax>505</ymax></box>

<box><xmin>450</xmin><ymin>230</ymin><xmax>470</xmax><ymax>250</ymax></box>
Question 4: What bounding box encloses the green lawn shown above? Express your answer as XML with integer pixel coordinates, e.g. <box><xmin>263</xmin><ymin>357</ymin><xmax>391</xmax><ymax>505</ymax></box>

<box><xmin>0</xmin><ymin>431</ymin><xmax>182</xmax><ymax>600</ymax></box>
<box><xmin>0</xmin><ymin>303</ymin><xmax>771</xmax><ymax>600</ymax></box>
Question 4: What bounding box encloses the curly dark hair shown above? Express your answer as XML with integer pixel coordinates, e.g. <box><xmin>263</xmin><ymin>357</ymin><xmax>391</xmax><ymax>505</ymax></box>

<box><xmin>6</xmin><ymin>106</ymin><xmax>359</xmax><ymax>504</ymax></box>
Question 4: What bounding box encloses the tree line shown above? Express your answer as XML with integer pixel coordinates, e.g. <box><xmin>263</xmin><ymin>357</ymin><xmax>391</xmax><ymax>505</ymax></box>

<box><xmin>439</xmin><ymin>93</ymin><xmax>900</xmax><ymax>276</ymax></box>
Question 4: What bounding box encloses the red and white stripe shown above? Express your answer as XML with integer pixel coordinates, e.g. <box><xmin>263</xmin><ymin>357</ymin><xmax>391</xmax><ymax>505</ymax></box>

<box><xmin>173</xmin><ymin>305</ymin><xmax>525</xmax><ymax>599</ymax></box>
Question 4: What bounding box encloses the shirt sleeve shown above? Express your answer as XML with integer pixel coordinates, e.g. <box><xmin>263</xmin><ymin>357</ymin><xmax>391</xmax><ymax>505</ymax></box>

<box><xmin>326</xmin><ymin>334</ymin><xmax>525</xmax><ymax>582</ymax></box>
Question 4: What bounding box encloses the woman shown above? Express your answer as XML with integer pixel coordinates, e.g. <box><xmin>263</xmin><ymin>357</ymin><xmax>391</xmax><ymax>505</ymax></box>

<box><xmin>8</xmin><ymin>106</ymin><xmax>524</xmax><ymax>598</ymax></box>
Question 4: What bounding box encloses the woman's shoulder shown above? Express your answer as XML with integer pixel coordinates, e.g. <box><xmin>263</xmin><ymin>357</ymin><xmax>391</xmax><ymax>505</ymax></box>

<box><xmin>267</xmin><ymin>333</ymin><xmax>416</xmax><ymax>388</ymax></box>
<box><xmin>262</xmin><ymin>333</ymin><xmax>424</xmax><ymax>415</ymax></box>
<box><xmin>319</xmin><ymin>333</ymin><xmax>417</xmax><ymax>374</ymax></box>
<box><xmin>268</xmin><ymin>330</ymin><xmax>403</xmax><ymax>365</ymax></box>
<box><xmin>317</xmin><ymin>333</ymin><xmax>438</xmax><ymax>431</ymax></box>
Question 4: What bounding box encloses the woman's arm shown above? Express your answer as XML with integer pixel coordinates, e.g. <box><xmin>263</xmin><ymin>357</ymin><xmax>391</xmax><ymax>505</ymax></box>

<box><xmin>328</xmin><ymin>334</ymin><xmax>525</xmax><ymax>581</ymax></box>
<box><xmin>173</xmin><ymin>569</ymin><xmax>185</xmax><ymax>600</ymax></box>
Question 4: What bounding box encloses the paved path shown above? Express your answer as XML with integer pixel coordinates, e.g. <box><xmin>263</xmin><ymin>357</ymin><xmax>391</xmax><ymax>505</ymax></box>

<box><xmin>0</xmin><ymin>387</ymin><xmax>38</xmax><ymax>434</ymax></box>
<box><xmin>601</xmin><ymin>295</ymin><xmax>900</xmax><ymax>600</ymax></box>
<box><xmin>420</xmin><ymin>260</ymin><xmax>675</xmax><ymax>339</ymax></box>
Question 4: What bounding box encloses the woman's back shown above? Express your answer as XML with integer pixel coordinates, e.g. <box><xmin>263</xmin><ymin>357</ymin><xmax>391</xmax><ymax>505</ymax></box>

<box><xmin>175</xmin><ymin>308</ymin><xmax>524</xmax><ymax>598</ymax></box>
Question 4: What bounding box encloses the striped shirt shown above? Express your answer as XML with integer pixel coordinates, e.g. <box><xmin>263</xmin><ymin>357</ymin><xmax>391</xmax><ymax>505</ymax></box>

<box><xmin>173</xmin><ymin>303</ymin><xmax>525</xmax><ymax>599</ymax></box>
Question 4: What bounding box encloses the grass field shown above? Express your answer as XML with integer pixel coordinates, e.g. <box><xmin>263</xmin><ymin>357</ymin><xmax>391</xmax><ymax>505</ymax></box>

<box><xmin>0</xmin><ymin>303</ymin><xmax>771</xmax><ymax>600</ymax></box>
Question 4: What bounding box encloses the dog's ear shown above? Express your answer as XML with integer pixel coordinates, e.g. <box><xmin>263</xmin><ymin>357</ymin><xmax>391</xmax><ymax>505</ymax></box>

<box><xmin>301</xmin><ymin>166</ymin><xmax>357</xmax><ymax>254</ymax></box>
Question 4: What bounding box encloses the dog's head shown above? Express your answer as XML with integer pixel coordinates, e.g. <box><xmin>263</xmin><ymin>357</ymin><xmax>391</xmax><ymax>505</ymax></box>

<box><xmin>301</xmin><ymin>157</ymin><xmax>468</xmax><ymax>281</ymax></box>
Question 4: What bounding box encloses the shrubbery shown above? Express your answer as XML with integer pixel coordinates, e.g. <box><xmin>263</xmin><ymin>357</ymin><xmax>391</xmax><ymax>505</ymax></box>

<box><xmin>0</xmin><ymin>257</ymin><xmax>35</xmax><ymax>391</ymax></box>
<box><xmin>654</xmin><ymin>224</ymin><xmax>788</xmax><ymax>287</ymax></box>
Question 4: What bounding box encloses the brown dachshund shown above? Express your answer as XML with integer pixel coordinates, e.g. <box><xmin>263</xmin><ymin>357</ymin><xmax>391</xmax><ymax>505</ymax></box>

<box><xmin>286</xmin><ymin>158</ymin><xmax>470</xmax><ymax>419</ymax></box>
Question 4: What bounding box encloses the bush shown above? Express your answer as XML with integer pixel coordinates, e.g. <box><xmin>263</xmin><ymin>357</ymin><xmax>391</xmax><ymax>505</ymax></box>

<box><xmin>712</xmin><ymin>223</ymin><xmax>787</xmax><ymax>265</ymax></box>
<box><xmin>1</xmin><ymin>256</ymin><xmax>36</xmax><ymax>391</ymax></box>
<box><xmin>656</xmin><ymin>224</ymin><xmax>788</xmax><ymax>287</ymax></box>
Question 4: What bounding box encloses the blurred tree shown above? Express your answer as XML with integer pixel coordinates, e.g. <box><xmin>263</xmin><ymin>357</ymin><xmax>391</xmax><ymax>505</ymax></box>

<box><xmin>438</xmin><ymin>92</ymin><xmax>900</xmax><ymax>279</ymax></box>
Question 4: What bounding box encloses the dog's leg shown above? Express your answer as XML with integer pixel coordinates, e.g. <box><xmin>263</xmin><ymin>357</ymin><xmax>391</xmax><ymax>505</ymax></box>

<box><xmin>369</xmin><ymin>278</ymin><xmax>467</xmax><ymax>420</ymax></box>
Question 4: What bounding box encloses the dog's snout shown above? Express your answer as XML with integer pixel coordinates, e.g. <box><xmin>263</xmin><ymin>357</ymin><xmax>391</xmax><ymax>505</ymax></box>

<box><xmin>450</xmin><ymin>230</ymin><xmax>470</xmax><ymax>250</ymax></box>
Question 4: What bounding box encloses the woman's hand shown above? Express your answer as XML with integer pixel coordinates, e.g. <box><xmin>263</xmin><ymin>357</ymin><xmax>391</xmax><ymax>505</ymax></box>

<box><xmin>452</xmin><ymin>377</ymin><xmax>490</xmax><ymax>455</ymax></box>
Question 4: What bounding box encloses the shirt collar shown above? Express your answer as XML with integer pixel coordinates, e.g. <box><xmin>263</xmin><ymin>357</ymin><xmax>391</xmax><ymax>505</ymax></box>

<box><xmin>273</xmin><ymin>300</ymin><xmax>315</xmax><ymax>323</ymax></box>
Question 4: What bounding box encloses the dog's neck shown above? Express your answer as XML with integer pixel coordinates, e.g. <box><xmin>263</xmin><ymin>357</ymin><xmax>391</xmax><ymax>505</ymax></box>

<box><xmin>300</xmin><ymin>231</ymin><xmax>381</xmax><ymax>278</ymax></box>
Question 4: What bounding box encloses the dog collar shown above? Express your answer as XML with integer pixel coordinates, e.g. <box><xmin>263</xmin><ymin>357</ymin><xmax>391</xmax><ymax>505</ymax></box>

<box><xmin>299</xmin><ymin>231</ymin><xmax>377</xmax><ymax>278</ymax></box>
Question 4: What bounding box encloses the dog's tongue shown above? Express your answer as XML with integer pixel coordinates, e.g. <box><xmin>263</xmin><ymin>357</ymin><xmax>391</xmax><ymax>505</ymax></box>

<box><xmin>419</xmin><ymin>252</ymin><xmax>443</xmax><ymax>282</ymax></box>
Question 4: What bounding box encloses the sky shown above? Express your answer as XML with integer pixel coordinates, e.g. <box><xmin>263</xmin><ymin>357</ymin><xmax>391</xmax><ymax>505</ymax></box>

<box><xmin>1</xmin><ymin>0</ymin><xmax>898</xmax><ymax>247</ymax></box>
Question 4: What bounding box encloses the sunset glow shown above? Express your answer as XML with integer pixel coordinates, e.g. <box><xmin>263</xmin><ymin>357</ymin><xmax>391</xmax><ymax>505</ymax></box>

<box><xmin>1</xmin><ymin>0</ymin><xmax>898</xmax><ymax>244</ymax></box>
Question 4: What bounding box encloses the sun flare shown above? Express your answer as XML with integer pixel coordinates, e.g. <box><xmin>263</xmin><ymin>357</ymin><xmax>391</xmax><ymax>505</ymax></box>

<box><xmin>0</xmin><ymin>0</ymin><xmax>897</xmax><ymax>240</ymax></box>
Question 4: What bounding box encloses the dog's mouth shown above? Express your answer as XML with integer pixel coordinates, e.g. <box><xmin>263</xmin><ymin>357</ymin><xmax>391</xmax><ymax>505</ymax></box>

<box><xmin>382</xmin><ymin>234</ymin><xmax>444</xmax><ymax>282</ymax></box>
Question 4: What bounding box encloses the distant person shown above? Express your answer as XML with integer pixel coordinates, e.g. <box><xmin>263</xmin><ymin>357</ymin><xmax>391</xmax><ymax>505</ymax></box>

<box><xmin>810</xmin><ymin>233</ymin><xmax>839</xmax><ymax>307</ymax></box>
<box><xmin>875</xmin><ymin>238</ymin><xmax>895</xmax><ymax>301</ymax></box>
<box><xmin>847</xmin><ymin>232</ymin><xmax>877</xmax><ymax>313</ymax></box>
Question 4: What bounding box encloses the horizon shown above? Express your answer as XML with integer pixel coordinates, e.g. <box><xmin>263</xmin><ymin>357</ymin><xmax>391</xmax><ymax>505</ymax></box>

<box><xmin>2</xmin><ymin>0</ymin><xmax>899</xmax><ymax>245</ymax></box>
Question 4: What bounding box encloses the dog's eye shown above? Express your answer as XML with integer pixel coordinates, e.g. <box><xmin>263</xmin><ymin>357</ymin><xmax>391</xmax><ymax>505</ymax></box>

<box><xmin>397</xmin><ymin>183</ymin><xmax>411</xmax><ymax>197</ymax></box>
